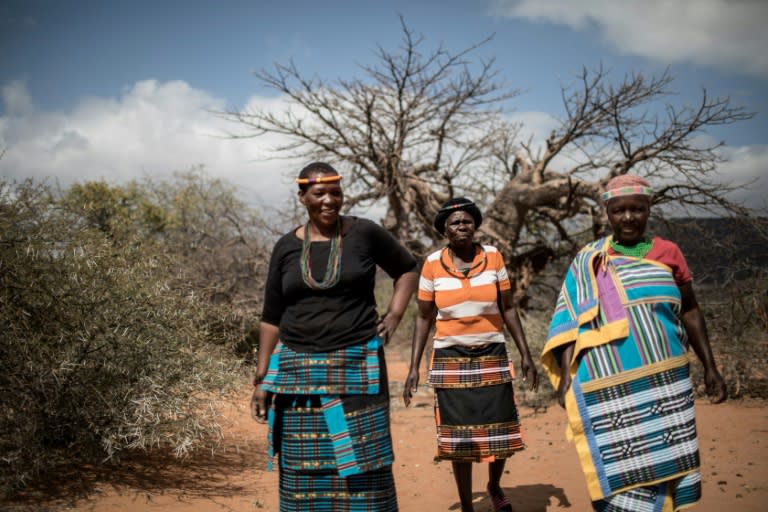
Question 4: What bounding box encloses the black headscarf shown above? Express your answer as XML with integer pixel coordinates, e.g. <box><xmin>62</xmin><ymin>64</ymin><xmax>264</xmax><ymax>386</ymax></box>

<box><xmin>433</xmin><ymin>197</ymin><xmax>483</xmax><ymax>235</ymax></box>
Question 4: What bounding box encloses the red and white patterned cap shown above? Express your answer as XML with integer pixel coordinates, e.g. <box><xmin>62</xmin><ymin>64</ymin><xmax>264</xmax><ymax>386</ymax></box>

<box><xmin>601</xmin><ymin>174</ymin><xmax>653</xmax><ymax>202</ymax></box>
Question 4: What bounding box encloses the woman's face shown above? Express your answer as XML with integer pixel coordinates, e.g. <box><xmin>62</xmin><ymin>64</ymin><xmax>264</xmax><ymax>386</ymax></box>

<box><xmin>444</xmin><ymin>210</ymin><xmax>476</xmax><ymax>248</ymax></box>
<box><xmin>606</xmin><ymin>195</ymin><xmax>650</xmax><ymax>245</ymax></box>
<box><xmin>299</xmin><ymin>173</ymin><xmax>344</xmax><ymax>229</ymax></box>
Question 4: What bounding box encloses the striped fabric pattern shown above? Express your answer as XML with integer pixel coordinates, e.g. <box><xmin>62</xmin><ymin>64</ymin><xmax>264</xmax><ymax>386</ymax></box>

<box><xmin>594</xmin><ymin>470</ymin><xmax>701</xmax><ymax>511</ymax></box>
<box><xmin>601</xmin><ymin>185</ymin><xmax>654</xmax><ymax>202</ymax></box>
<box><xmin>321</xmin><ymin>397</ymin><xmax>358</xmax><ymax>476</ymax></box>
<box><xmin>279</xmin><ymin>466</ymin><xmax>398</xmax><ymax>512</ymax></box>
<box><xmin>279</xmin><ymin>401</ymin><xmax>394</xmax><ymax>475</ymax></box>
<box><xmin>430</xmin><ymin>344</ymin><xmax>524</xmax><ymax>462</ymax></box>
<box><xmin>541</xmin><ymin>237</ymin><xmax>702</xmax><ymax>509</ymax></box>
<box><xmin>577</xmin><ymin>360</ymin><xmax>699</xmax><ymax>497</ymax></box>
<box><xmin>594</xmin><ymin>483</ymin><xmax>667</xmax><ymax>512</ymax></box>
<box><xmin>418</xmin><ymin>244</ymin><xmax>511</xmax><ymax>349</ymax></box>
<box><xmin>262</xmin><ymin>337</ymin><xmax>381</xmax><ymax>395</ymax></box>
<box><xmin>263</xmin><ymin>337</ymin><xmax>398</xmax><ymax>510</ymax></box>
<box><xmin>436</xmin><ymin>420</ymin><xmax>524</xmax><ymax>461</ymax></box>
<box><xmin>577</xmin><ymin>255</ymin><xmax>687</xmax><ymax>382</ymax></box>
<box><xmin>428</xmin><ymin>352</ymin><xmax>514</xmax><ymax>387</ymax></box>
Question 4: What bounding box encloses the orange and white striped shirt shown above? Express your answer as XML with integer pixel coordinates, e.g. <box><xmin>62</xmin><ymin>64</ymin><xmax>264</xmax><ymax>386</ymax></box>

<box><xmin>418</xmin><ymin>244</ymin><xmax>511</xmax><ymax>349</ymax></box>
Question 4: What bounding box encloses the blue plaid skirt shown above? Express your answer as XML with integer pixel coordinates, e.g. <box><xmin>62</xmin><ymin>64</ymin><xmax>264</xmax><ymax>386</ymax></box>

<box><xmin>261</xmin><ymin>337</ymin><xmax>398</xmax><ymax>512</ymax></box>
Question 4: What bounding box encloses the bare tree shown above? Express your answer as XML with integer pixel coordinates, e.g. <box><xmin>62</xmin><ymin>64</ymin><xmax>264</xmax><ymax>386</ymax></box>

<box><xmin>224</xmin><ymin>20</ymin><xmax>757</xmax><ymax>305</ymax></box>
<box><xmin>225</xmin><ymin>17</ymin><xmax>520</xmax><ymax>250</ymax></box>
<box><xmin>480</xmin><ymin>66</ymin><xmax>757</xmax><ymax>302</ymax></box>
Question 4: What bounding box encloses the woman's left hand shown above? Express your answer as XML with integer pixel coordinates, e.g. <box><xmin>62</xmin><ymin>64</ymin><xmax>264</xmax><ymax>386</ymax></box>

<box><xmin>521</xmin><ymin>355</ymin><xmax>540</xmax><ymax>392</ymax></box>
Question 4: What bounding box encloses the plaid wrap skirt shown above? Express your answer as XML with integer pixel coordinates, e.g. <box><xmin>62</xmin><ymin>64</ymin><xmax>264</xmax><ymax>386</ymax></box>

<box><xmin>262</xmin><ymin>337</ymin><xmax>398</xmax><ymax>512</ymax></box>
<box><xmin>428</xmin><ymin>342</ymin><xmax>525</xmax><ymax>462</ymax></box>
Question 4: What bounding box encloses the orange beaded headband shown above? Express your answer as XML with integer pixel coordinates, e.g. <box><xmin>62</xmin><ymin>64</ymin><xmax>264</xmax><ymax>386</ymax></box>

<box><xmin>295</xmin><ymin>175</ymin><xmax>343</xmax><ymax>185</ymax></box>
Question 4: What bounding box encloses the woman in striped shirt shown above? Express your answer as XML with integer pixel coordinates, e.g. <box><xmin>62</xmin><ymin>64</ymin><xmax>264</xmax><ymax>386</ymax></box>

<box><xmin>403</xmin><ymin>197</ymin><xmax>539</xmax><ymax>512</ymax></box>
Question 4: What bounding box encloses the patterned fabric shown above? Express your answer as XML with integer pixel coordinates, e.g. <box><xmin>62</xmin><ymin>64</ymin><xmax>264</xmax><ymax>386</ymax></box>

<box><xmin>606</xmin><ymin>236</ymin><xmax>692</xmax><ymax>286</ymax></box>
<box><xmin>542</xmin><ymin>237</ymin><xmax>701</xmax><ymax>510</ymax></box>
<box><xmin>279</xmin><ymin>399</ymin><xmax>394</xmax><ymax>475</ymax></box>
<box><xmin>601</xmin><ymin>185</ymin><xmax>654</xmax><ymax>202</ymax></box>
<box><xmin>417</xmin><ymin>244</ymin><xmax>511</xmax><ymax>348</ymax></box>
<box><xmin>263</xmin><ymin>337</ymin><xmax>398</xmax><ymax>511</ymax></box>
<box><xmin>430</xmin><ymin>344</ymin><xmax>524</xmax><ymax>462</ymax></box>
<box><xmin>601</xmin><ymin>174</ymin><xmax>653</xmax><ymax>202</ymax></box>
<box><xmin>262</xmin><ymin>337</ymin><xmax>380</xmax><ymax>395</ymax></box>
<box><xmin>435</xmin><ymin>414</ymin><xmax>524</xmax><ymax>461</ymax></box>
<box><xmin>279</xmin><ymin>466</ymin><xmax>398</xmax><ymax>512</ymax></box>
<box><xmin>594</xmin><ymin>472</ymin><xmax>701</xmax><ymax>512</ymax></box>
<box><xmin>427</xmin><ymin>348</ymin><xmax>514</xmax><ymax>388</ymax></box>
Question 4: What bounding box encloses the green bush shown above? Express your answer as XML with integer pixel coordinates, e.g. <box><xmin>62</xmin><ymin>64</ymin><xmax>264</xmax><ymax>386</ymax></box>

<box><xmin>0</xmin><ymin>180</ymin><xmax>242</xmax><ymax>496</ymax></box>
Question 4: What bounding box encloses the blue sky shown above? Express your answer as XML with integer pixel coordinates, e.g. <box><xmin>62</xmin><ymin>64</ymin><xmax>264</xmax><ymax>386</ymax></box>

<box><xmin>1</xmin><ymin>0</ymin><xmax>766</xmax><ymax>209</ymax></box>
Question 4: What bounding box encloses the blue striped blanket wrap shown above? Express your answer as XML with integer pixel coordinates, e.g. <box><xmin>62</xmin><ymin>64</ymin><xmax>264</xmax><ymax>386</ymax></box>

<box><xmin>541</xmin><ymin>238</ymin><xmax>701</xmax><ymax>511</ymax></box>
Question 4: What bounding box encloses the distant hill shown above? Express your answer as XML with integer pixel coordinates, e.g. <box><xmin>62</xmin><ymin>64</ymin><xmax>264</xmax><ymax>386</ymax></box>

<box><xmin>650</xmin><ymin>217</ymin><xmax>768</xmax><ymax>284</ymax></box>
<box><xmin>524</xmin><ymin>217</ymin><xmax>768</xmax><ymax>312</ymax></box>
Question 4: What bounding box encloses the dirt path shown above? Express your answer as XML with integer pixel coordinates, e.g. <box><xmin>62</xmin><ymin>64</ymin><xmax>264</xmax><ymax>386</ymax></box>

<box><xmin>6</xmin><ymin>351</ymin><xmax>767</xmax><ymax>512</ymax></box>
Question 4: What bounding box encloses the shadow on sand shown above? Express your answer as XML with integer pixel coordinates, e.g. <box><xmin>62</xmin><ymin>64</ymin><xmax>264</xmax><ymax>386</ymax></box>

<box><xmin>447</xmin><ymin>483</ymin><xmax>573</xmax><ymax>512</ymax></box>
<box><xmin>1</xmin><ymin>440</ymin><xmax>269</xmax><ymax>511</ymax></box>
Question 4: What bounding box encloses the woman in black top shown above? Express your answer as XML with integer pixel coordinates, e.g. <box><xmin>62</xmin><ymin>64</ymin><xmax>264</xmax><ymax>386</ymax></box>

<box><xmin>251</xmin><ymin>162</ymin><xmax>418</xmax><ymax>512</ymax></box>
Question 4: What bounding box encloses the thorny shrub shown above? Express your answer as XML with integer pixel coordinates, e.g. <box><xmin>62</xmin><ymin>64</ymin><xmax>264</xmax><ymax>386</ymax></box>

<box><xmin>692</xmin><ymin>276</ymin><xmax>768</xmax><ymax>399</ymax></box>
<box><xmin>0</xmin><ymin>180</ymin><xmax>243</xmax><ymax>496</ymax></box>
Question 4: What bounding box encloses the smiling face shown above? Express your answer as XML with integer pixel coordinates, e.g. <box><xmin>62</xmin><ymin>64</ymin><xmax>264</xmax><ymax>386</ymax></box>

<box><xmin>606</xmin><ymin>194</ymin><xmax>651</xmax><ymax>245</ymax></box>
<box><xmin>298</xmin><ymin>171</ymin><xmax>344</xmax><ymax>231</ymax></box>
<box><xmin>444</xmin><ymin>210</ymin><xmax>476</xmax><ymax>249</ymax></box>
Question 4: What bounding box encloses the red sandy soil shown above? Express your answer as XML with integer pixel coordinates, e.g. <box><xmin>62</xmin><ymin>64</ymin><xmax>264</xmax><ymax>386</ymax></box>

<box><xmin>4</xmin><ymin>351</ymin><xmax>767</xmax><ymax>512</ymax></box>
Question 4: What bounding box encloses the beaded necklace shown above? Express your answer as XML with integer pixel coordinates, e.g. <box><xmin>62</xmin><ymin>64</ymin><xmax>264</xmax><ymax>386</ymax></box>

<box><xmin>300</xmin><ymin>219</ymin><xmax>343</xmax><ymax>289</ymax></box>
<box><xmin>440</xmin><ymin>244</ymin><xmax>487</xmax><ymax>279</ymax></box>
<box><xmin>609</xmin><ymin>235</ymin><xmax>653</xmax><ymax>258</ymax></box>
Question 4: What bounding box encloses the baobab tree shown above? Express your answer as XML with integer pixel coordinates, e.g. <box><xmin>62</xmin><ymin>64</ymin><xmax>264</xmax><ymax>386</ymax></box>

<box><xmin>224</xmin><ymin>19</ymin><xmax>757</xmax><ymax>305</ymax></box>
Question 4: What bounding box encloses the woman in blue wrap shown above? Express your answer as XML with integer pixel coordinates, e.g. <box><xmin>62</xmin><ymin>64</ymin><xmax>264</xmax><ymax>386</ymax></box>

<box><xmin>250</xmin><ymin>162</ymin><xmax>418</xmax><ymax>511</ymax></box>
<box><xmin>541</xmin><ymin>174</ymin><xmax>726</xmax><ymax>511</ymax></box>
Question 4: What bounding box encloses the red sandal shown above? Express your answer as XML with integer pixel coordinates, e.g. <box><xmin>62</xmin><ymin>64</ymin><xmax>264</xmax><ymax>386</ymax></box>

<box><xmin>487</xmin><ymin>483</ymin><xmax>513</xmax><ymax>512</ymax></box>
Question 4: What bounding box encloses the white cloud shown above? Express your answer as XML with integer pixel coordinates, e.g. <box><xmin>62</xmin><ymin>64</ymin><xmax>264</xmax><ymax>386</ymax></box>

<box><xmin>1</xmin><ymin>82</ymin><xmax>764</xmax><ymax>217</ymax></box>
<box><xmin>1</xmin><ymin>80</ymin><xmax>34</xmax><ymax>115</ymax></box>
<box><xmin>491</xmin><ymin>0</ymin><xmax>768</xmax><ymax>79</ymax></box>
<box><xmin>717</xmin><ymin>144</ymin><xmax>768</xmax><ymax>210</ymax></box>
<box><xmin>0</xmin><ymin>80</ymin><xmax>300</xmax><ymax>206</ymax></box>
<box><xmin>510</xmin><ymin>110</ymin><xmax>559</xmax><ymax>144</ymax></box>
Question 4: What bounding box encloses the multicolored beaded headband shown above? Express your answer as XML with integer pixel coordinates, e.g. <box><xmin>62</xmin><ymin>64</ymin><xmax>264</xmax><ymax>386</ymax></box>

<box><xmin>601</xmin><ymin>185</ymin><xmax>654</xmax><ymax>202</ymax></box>
<box><xmin>295</xmin><ymin>175</ymin><xmax>343</xmax><ymax>185</ymax></box>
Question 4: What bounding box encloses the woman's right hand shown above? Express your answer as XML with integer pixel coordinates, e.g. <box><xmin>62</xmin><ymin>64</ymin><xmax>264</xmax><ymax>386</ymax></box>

<box><xmin>704</xmin><ymin>367</ymin><xmax>727</xmax><ymax>404</ymax></box>
<box><xmin>403</xmin><ymin>368</ymin><xmax>420</xmax><ymax>407</ymax></box>
<box><xmin>251</xmin><ymin>384</ymin><xmax>268</xmax><ymax>423</ymax></box>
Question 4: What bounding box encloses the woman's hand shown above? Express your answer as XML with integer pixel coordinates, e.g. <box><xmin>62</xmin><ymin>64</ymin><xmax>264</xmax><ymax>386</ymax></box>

<box><xmin>403</xmin><ymin>367</ymin><xmax>420</xmax><ymax>407</ymax></box>
<box><xmin>679</xmin><ymin>283</ymin><xmax>727</xmax><ymax>404</ymax></box>
<box><xmin>250</xmin><ymin>384</ymin><xmax>268</xmax><ymax>423</ymax></box>
<box><xmin>376</xmin><ymin>312</ymin><xmax>401</xmax><ymax>345</ymax></box>
<box><xmin>520</xmin><ymin>355</ymin><xmax>540</xmax><ymax>392</ymax></box>
<box><xmin>704</xmin><ymin>367</ymin><xmax>727</xmax><ymax>404</ymax></box>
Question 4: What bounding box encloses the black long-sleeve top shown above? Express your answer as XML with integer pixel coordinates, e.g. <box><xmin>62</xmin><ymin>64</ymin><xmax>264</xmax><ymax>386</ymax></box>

<box><xmin>261</xmin><ymin>216</ymin><xmax>417</xmax><ymax>352</ymax></box>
